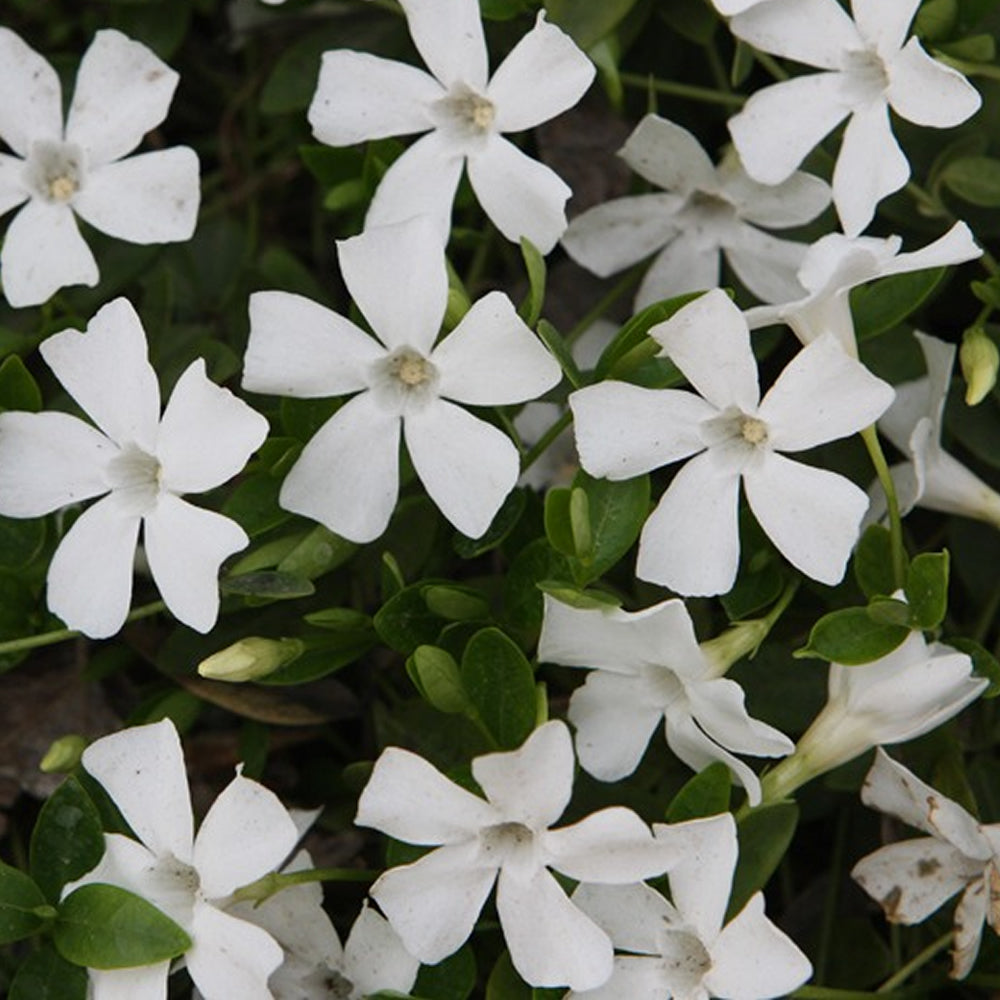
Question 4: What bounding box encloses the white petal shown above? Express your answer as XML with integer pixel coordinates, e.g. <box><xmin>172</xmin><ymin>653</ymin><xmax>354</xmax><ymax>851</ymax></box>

<box><xmin>722</xmin><ymin>226</ymin><xmax>809</xmax><ymax>305</ymax></box>
<box><xmin>729</xmin><ymin>0</ymin><xmax>862</xmax><ymax>69</ymax></box>
<box><xmin>566</xmin><ymin>955</ymin><xmax>668</xmax><ymax>1000</ymax></box>
<box><xmin>467</xmin><ymin>135</ymin><xmax>570</xmax><ymax>254</ymax></box>
<box><xmin>338</xmin><ymin>216</ymin><xmax>447</xmax><ymax>355</ymax></box>
<box><xmin>193</xmin><ymin>774</ymin><xmax>298</xmax><ymax>898</ymax></box>
<box><xmin>65</xmin><ymin>30</ymin><xmax>178</xmax><ymax>168</ymax></box>
<box><xmin>472</xmin><ymin>720</ymin><xmax>573</xmax><ymax>829</ymax></box>
<box><xmin>1</xmin><ymin>200</ymin><xmax>98</xmax><ymax>308</ymax></box>
<box><xmin>401</xmin><ymin>0</ymin><xmax>488</xmax><ymax>90</ymax></box>
<box><xmin>636</xmin><ymin>450</ymin><xmax>743</xmax><ymax>596</ymax></box>
<box><xmin>89</xmin><ymin>964</ymin><xmax>170</xmax><ymax>1000</ymax></box>
<box><xmin>952</xmin><ymin>879</ymin><xmax>989</xmax><ymax>979</ymax></box>
<box><xmin>143</xmin><ymin>494</ymin><xmax>249</xmax><ymax>634</ymax></box>
<box><xmin>342</xmin><ymin>904</ymin><xmax>421</xmax><ymax>997</ymax></box>
<box><xmin>833</xmin><ymin>101</ymin><xmax>909</xmax><ymax>237</ymax></box>
<box><xmin>722</xmin><ymin>160</ymin><xmax>831</xmax><ymax>228</ymax></box>
<box><xmin>357</xmin><ymin>746</ymin><xmax>498</xmax><ymax>845</ymax></box>
<box><xmin>157</xmin><ymin>360</ymin><xmax>268</xmax><ymax>494</ymax></box>
<box><xmin>687</xmin><ymin>678</ymin><xmax>794</xmax><ymax>757</ymax></box>
<box><xmin>913</xmin><ymin>330</ymin><xmax>955</xmax><ymax>435</ymax></box>
<box><xmin>571</xmin><ymin>882</ymin><xmax>669</xmax><ymax>956</ymax></box>
<box><xmin>405</xmin><ymin>398</ymin><xmax>519</xmax><ymax>538</ymax></box>
<box><xmin>308</xmin><ymin>50</ymin><xmax>441</xmax><ymax>145</ymax></box>
<box><xmin>82</xmin><ymin>718</ymin><xmax>194</xmax><ymax>861</ymax></box>
<box><xmin>432</xmin><ymin>291</ymin><xmax>561</xmax><ymax>404</ymax></box>
<box><xmin>570</xmin><ymin>382</ymin><xmax>712</xmax><ymax>480</ymax></box>
<box><xmin>0</xmin><ymin>153</ymin><xmax>30</xmax><ymax>217</ymax></box>
<box><xmin>745</xmin><ymin>452</ymin><xmax>867</xmax><ymax>585</ymax></box>
<box><xmin>47</xmin><ymin>492</ymin><xmax>141</xmax><ymax>639</ymax></box>
<box><xmin>496</xmin><ymin>867</ymin><xmax>613</xmax><ymax>991</ymax></box>
<box><xmin>279</xmin><ymin>391</ymin><xmax>400</xmax><ymax>544</ymax></box>
<box><xmin>852</xmin><ymin>0</ymin><xmax>920</xmax><ymax>54</ymax></box>
<box><xmin>72</xmin><ymin>148</ymin><xmax>199</xmax><ymax>244</ymax></box>
<box><xmin>887</xmin><ymin>38</ymin><xmax>981</xmax><ymax>127</ymax></box>
<box><xmin>40</xmin><ymin>298</ymin><xmax>160</xmax><ymax>451</ymax></box>
<box><xmin>0</xmin><ymin>411</ymin><xmax>113</xmax><ymax>516</ymax></box>
<box><xmin>186</xmin><ymin>902</ymin><xmax>283</xmax><ymax>1000</ymax></box>
<box><xmin>622</xmin><ymin>114</ymin><xmax>715</xmax><ymax>192</ymax></box>
<box><xmin>881</xmin><ymin>221</ymin><xmax>982</xmax><ymax>279</ymax></box>
<box><xmin>634</xmin><ymin>231</ymin><xmax>722</xmax><ymax>309</ymax></box>
<box><xmin>489</xmin><ymin>14</ymin><xmax>595</xmax><ymax>133</ymax></box>
<box><xmin>650</xmin><ymin>288</ymin><xmax>759</xmax><ymax>412</ymax></box>
<box><xmin>0</xmin><ymin>28</ymin><xmax>62</xmax><ymax>155</ymax></box>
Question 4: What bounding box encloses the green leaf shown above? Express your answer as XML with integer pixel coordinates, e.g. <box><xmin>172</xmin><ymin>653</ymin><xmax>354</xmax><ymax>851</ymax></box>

<box><xmin>658</xmin><ymin>0</ymin><xmax>717</xmax><ymax>43</ymax></box>
<box><xmin>413</xmin><ymin>942</ymin><xmax>477</xmax><ymax>1000</ymax></box>
<box><xmin>544</xmin><ymin>488</ymin><xmax>575</xmax><ymax>558</ymax></box>
<box><xmin>9</xmin><ymin>942</ymin><xmax>88</xmax><ymax>1000</ymax></box>
<box><xmin>941</xmin><ymin>156</ymin><xmax>1000</xmax><ymax>206</ymax></box>
<box><xmin>727</xmin><ymin>801</ymin><xmax>798</xmax><ymax>920</ymax></box>
<box><xmin>461</xmin><ymin>628</ymin><xmax>536</xmax><ymax>749</ymax></box>
<box><xmin>220</xmin><ymin>571</ymin><xmax>315</xmax><ymax>600</ymax></box>
<box><xmin>866</xmin><ymin>597</ymin><xmax>913</xmax><ymax>628</ymax></box>
<box><xmin>517</xmin><ymin>238</ymin><xmax>547</xmax><ymax>329</ymax></box>
<box><xmin>454</xmin><ymin>488</ymin><xmax>527</xmax><ymax>558</ymax></box>
<box><xmin>222</xmin><ymin>474</ymin><xmax>292</xmax><ymax>536</ymax></box>
<box><xmin>30</xmin><ymin>777</ymin><xmax>105</xmax><ymax>905</ymax></box>
<box><xmin>0</xmin><ymin>355</ymin><xmax>41</xmax><ymax>412</ymax></box>
<box><xmin>0</xmin><ymin>516</ymin><xmax>46</xmax><ymax>571</ymax></box>
<box><xmin>938</xmin><ymin>32</ymin><xmax>996</xmax><ymax>60</ymax></box>
<box><xmin>665</xmin><ymin>762</ymin><xmax>732</xmax><ymax>823</ymax></box>
<box><xmin>423</xmin><ymin>584</ymin><xmax>491</xmax><ymax>622</ymax></box>
<box><xmin>487</xmin><ymin>950</ymin><xmax>531</xmax><ymax>1000</ymax></box>
<box><xmin>503</xmin><ymin>538</ymin><xmax>571</xmax><ymax>632</ymax></box>
<box><xmin>535</xmin><ymin>581</ymin><xmax>621</xmax><ymax>611</ymax></box>
<box><xmin>0</xmin><ymin>862</ymin><xmax>51</xmax><ymax>944</ymax></box>
<box><xmin>915</xmin><ymin>0</ymin><xmax>958</xmax><ymax>38</ymax></box>
<box><xmin>795</xmin><ymin>607</ymin><xmax>909</xmax><ymax>665</ymax></box>
<box><xmin>276</xmin><ymin>525</ymin><xmax>356</xmax><ymax>580</ymax></box>
<box><xmin>536</xmin><ymin>319</ymin><xmax>583</xmax><ymax>390</ymax></box>
<box><xmin>572</xmin><ymin>471</ymin><xmax>650</xmax><ymax>582</ymax></box>
<box><xmin>375</xmin><ymin>582</ymin><xmax>446</xmax><ymax>654</ymax></box>
<box><xmin>852</xmin><ymin>268</ymin><xmax>946</xmax><ymax>341</ymax></box>
<box><xmin>947</xmin><ymin>636</ymin><xmax>1000</xmax><ymax>697</ymax></box>
<box><xmin>854</xmin><ymin>524</ymin><xmax>902</xmax><ymax>599</ymax></box>
<box><xmin>905</xmin><ymin>550</ymin><xmax>950</xmax><ymax>629</ymax></box>
<box><xmin>55</xmin><ymin>884</ymin><xmax>191</xmax><ymax>969</ymax></box>
<box><xmin>568</xmin><ymin>487</ymin><xmax>593</xmax><ymax>563</ymax></box>
<box><xmin>543</xmin><ymin>0</ymin><xmax>639</xmax><ymax>48</ymax></box>
<box><xmin>407</xmin><ymin>645</ymin><xmax>470</xmax><ymax>714</ymax></box>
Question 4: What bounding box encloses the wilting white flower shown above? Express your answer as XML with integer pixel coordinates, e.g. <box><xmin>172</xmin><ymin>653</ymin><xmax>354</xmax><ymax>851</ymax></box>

<box><xmin>570</xmin><ymin>289</ymin><xmax>894</xmax><ymax>595</ymax></box>
<box><xmin>355</xmin><ymin>720</ymin><xmax>677</xmax><ymax>990</ymax></box>
<box><xmin>537</xmin><ymin>595</ymin><xmax>792</xmax><ymax>804</ymax></box>
<box><xmin>562</xmin><ymin>114</ymin><xmax>830</xmax><ymax>309</ymax></box>
<box><xmin>569</xmin><ymin>813</ymin><xmax>812</xmax><ymax>1000</ymax></box>
<box><xmin>0</xmin><ymin>29</ymin><xmax>199</xmax><ymax>307</ymax></box>
<box><xmin>307</xmin><ymin>0</ymin><xmax>594</xmax><ymax>252</ymax></box>
<box><xmin>0</xmin><ymin>298</ymin><xmax>267</xmax><ymax>638</ymax></box>
<box><xmin>852</xmin><ymin>750</ymin><xmax>1000</xmax><ymax>979</ymax></box>
<box><xmin>243</xmin><ymin>217</ymin><xmax>560</xmax><ymax>542</ymax></box>
<box><xmin>745</xmin><ymin>222</ymin><xmax>982</xmax><ymax>355</ymax></box>
<box><xmin>726</xmin><ymin>0</ymin><xmax>981</xmax><ymax>235</ymax></box>
<box><xmin>66</xmin><ymin>719</ymin><xmax>299</xmax><ymax>1000</ymax></box>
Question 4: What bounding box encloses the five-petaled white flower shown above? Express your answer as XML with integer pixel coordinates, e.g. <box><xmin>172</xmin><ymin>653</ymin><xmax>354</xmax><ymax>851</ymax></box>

<box><xmin>0</xmin><ymin>298</ymin><xmax>268</xmax><ymax>638</ymax></box>
<box><xmin>562</xmin><ymin>114</ymin><xmax>830</xmax><ymax>309</ymax></box>
<box><xmin>355</xmin><ymin>720</ymin><xmax>677</xmax><ymax>991</ymax></box>
<box><xmin>726</xmin><ymin>0</ymin><xmax>981</xmax><ymax>235</ymax></box>
<box><xmin>66</xmin><ymin>718</ymin><xmax>300</xmax><ymax>1000</ymax></box>
<box><xmin>537</xmin><ymin>594</ymin><xmax>792</xmax><ymax>805</ymax></box>
<box><xmin>0</xmin><ymin>29</ymin><xmax>199</xmax><ymax>307</ymax></box>
<box><xmin>570</xmin><ymin>288</ymin><xmax>894</xmax><ymax>596</ymax></box>
<box><xmin>242</xmin><ymin>217</ymin><xmax>561</xmax><ymax>543</ymax></box>
<box><xmin>852</xmin><ymin>749</ymin><xmax>1000</xmax><ymax>979</ymax></box>
<box><xmin>307</xmin><ymin>0</ymin><xmax>594</xmax><ymax>252</ymax></box>
<box><xmin>569</xmin><ymin>813</ymin><xmax>812</xmax><ymax>1000</ymax></box>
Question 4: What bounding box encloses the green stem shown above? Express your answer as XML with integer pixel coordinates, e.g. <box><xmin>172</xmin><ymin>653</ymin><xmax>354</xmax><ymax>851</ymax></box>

<box><xmin>619</xmin><ymin>72</ymin><xmax>745</xmax><ymax>108</ymax></box>
<box><xmin>521</xmin><ymin>410</ymin><xmax>572</xmax><ymax>474</ymax></box>
<box><xmin>860</xmin><ymin>425</ymin><xmax>907</xmax><ymax>591</ymax></box>
<box><xmin>0</xmin><ymin>601</ymin><xmax>166</xmax><ymax>656</ymax></box>
<box><xmin>755</xmin><ymin>50</ymin><xmax>789</xmax><ymax>81</ymax></box>
<box><xmin>231</xmin><ymin>866</ymin><xmax>379</xmax><ymax>906</ymax></box>
<box><xmin>877</xmin><ymin>932</ymin><xmax>951</xmax><ymax>992</ymax></box>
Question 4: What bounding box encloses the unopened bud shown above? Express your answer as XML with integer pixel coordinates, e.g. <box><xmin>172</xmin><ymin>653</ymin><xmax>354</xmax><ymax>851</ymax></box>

<box><xmin>700</xmin><ymin>619</ymin><xmax>769</xmax><ymax>677</ymax></box>
<box><xmin>40</xmin><ymin>734</ymin><xmax>87</xmax><ymax>773</ymax></box>
<box><xmin>198</xmin><ymin>637</ymin><xmax>304</xmax><ymax>683</ymax></box>
<box><xmin>961</xmin><ymin>326</ymin><xmax>999</xmax><ymax>406</ymax></box>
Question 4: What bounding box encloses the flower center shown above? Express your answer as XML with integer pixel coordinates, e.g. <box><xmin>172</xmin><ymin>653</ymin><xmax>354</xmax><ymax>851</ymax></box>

<box><xmin>431</xmin><ymin>82</ymin><xmax>496</xmax><ymax>142</ymax></box>
<box><xmin>740</xmin><ymin>415</ymin><xmax>769</xmax><ymax>445</ymax></box>
<box><xmin>658</xmin><ymin>926</ymin><xmax>713</xmax><ymax>994</ymax></box>
<box><xmin>390</xmin><ymin>351</ymin><xmax>434</xmax><ymax>387</ymax></box>
<box><xmin>106</xmin><ymin>443</ymin><xmax>164</xmax><ymax>515</ymax></box>
<box><xmin>842</xmin><ymin>47</ymin><xmax>890</xmax><ymax>104</ymax></box>
<box><xmin>479</xmin><ymin>821</ymin><xmax>537</xmax><ymax>878</ymax></box>
<box><xmin>143</xmin><ymin>853</ymin><xmax>200</xmax><ymax>930</ymax></box>
<box><xmin>25</xmin><ymin>140</ymin><xmax>85</xmax><ymax>204</ymax></box>
<box><xmin>640</xmin><ymin>663</ymin><xmax>685</xmax><ymax>709</ymax></box>
<box><xmin>370</xmin><ymin>347</ymin><xmax>440</xmax><ymax>414</ymax></box>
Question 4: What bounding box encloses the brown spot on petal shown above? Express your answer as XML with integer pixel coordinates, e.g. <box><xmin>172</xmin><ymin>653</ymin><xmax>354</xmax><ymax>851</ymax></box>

<box><xmin>881</xmin><ymin>885</ymin><xmax>904</xmax><ymax>922</ymax></box>
<box><xmin>917</xmin><ymin>857</ymin><xmax>942</xmax><ymax>877</ymax></box>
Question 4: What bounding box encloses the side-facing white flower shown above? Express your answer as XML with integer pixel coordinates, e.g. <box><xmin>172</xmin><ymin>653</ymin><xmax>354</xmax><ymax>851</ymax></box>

<box><xmin>570</xmin><ymin>288</ymin><xmax>894</xmax><ymax>596</ymax></box>
<box><xmin>66</xmin><ymin>719</ymin><xmax>299</xmax><ymax>1000</ymax></box>
<box><xmin>569</xmin><ymin>813</ymin><xmax>812</xmax><ymax>1000</ymax></box>
<box><xmin>852</xmin><ymin>750</ymin><xmax>1000</xmax><ymax>979</ymax></box>
<box><xmin>745</xmin><ymin>222</ymin><xmax>982</xmax><ymax>355</ymax></box>
<box><xmin>726</xmin><ymin>0</ymin><xmax>981</xmax><ymax>235</ymax></box>
<box><xmin>537</xmin><ymin>595</ymin><xmax>792</xmax><ymax>804</ymax></box>
<box><xmin>242</xmin><ymin>217</ymin><xmax>561</xmax><ymax>542</ymax></box>
<box><xmin>0</xmin><ymin>298</ymin><xmax>267</xmax><ymax>638</ymax></box>
<box><xmin>561</xmin><ymin>114</ymin><xmax>830</xmax><ymax>309</ymax></box>
<box><xmin>307</xmin><ymin>0</ymin><xmax>594</xmax><ymax>252</ymax></box>
<box><xmin>355</xmin><ymin>720</ymin><xmax>677</xmax><ymax>991</ymax></box>
<box><xmin>0</xmin><ymin>29</ymin><xmax>199</xmax><ymax>307</ymax></box>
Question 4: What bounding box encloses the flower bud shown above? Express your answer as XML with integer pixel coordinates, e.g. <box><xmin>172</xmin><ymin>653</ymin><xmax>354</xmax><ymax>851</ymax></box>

<box><xmin>960</xmin><ymin>326</ymin><xmax>999</xmax><ymax>406</ymax></box>
<box><xmin>699</xmin><ymin>619</ymin><xmax>768</xmax><ymax>677</ymax></box>
<box><xmin>198</xmin><ymin>637</ymin><xmax>304</xmax><ymax>683</ymax></box>
<box><xmin>40</xmin><ymin>734</ymin><xmax>87</xmax><ymax>773</ymax></box>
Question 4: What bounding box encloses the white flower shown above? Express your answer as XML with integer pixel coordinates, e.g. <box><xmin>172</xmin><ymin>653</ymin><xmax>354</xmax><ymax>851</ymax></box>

<box><xmin>570</xmin><ymin>288</ymin><xmax>894</xmax><ymax>596</ymax></box>
<box><xmin>355</xmin><ymin>720</ymin><xmax>677</xmax><ymax>991</ymax></box>
<box><xmin>0</xmin><ymin>29</ymin><xmax>199</xmax><ymax>307</ymax></box>
<box><xmin>66</xmin><ymin>719</ymin><xmax>299</xmax><ymax>1000</ymax></box>
<box><xmin>744</xmin><ymin>222</ymin><xmax>982</xmax><ymax>355</ymax></box>
<box><xmin>537</xmin><ymin>595</ymin><xmax>792</xmax><ymax>805</ymax></box>
<box><xmin>307</xmin><ymin>0</ymin><xmax>594</xmax><ymax>252</ymax></box>
<box><xmin>569</xmin><ymin>813</ymin><xmax>812</xmax><ymax>1000</ymax></box>
<box><xmin>242</xmin><ymin>217</ymin><xmax>561</xmax><ymax>542</ymax></box>
<box><xmin>852</xmin><ymin>750</ymin><xmax>1000</xmax><ymax>979</ymax></box>
<box><xmin>561</xmin><ymin>114</ymin><xmax>830</xmax><ymax>309</ymax></box>
<box><xmin>0</xmin><ymin>298</ymin><xmax>268</xmax><ymax>638</ymax></box>
<box><xmin>726</xmin><ymin>0</ymin><xmax>981</xmax><ymax>235</ymax></box>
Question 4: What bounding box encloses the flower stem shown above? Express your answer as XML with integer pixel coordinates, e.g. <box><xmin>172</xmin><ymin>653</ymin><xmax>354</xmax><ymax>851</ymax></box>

<box><xmin>231</xmin><ymin>866</ymin><xmax>379</xmax><ymax>906</ymax></box>
<box><xmin>618</xmin><ymin>72</ymin><xmax>746</xmax><ymax>108</ymax></box>
<box><xmin>876</xmin><ymin>932</ymin><xmax>951</xmax><ymax>992</ymax></box>
<box><xmin>520</xmin><ymin>410</ymin><xmax>572</xmax><ymax>474</ymax></box>
<box><xmin>0</xmin><ymin>601</ymin><xmax>167</xmax><ymax>656</ymax></box>
<box><xmin>860</xmin><ymin>425</ymin><xmax>907</xmax><ymax>591</ymax></box>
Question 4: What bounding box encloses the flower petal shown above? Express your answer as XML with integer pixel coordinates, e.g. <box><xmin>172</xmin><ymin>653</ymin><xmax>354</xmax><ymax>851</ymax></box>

<box><xmin>143</xmin><ymin>494</ymin><xmax>249</xmax><ymax>634</ymax></box>
<box><xmin>65</xmin><ymin>30</ymin><xmax>178</xmax><ymax>168</ymax></box>
<box><xmin>0</xmin><ymin>153</ymin><xmax>30</xmax><ymax>217</ymax></box>
<box><xmin>40</xmin><ymin>297</ymin><xmax>160</xmax><ymax>451</ymax></box>
<box><xmin>881</xmin><ymin>221</ymin><xmax>982</xmax><ymax>278</ymax></box>
<box><xmin>952</xmin><ymin>878</ymin><xmax>989</xmax><ymax>979</ymax></box>
<box><xmin>687</xmin><ymin>677</ymin><xmax>794</xmax><ymax>758</ymax></box>
<box><xmin>405</xmin><ymin>398</ymin><xmax>519</xmax><ymax>539</ymax></box>
<box><xmin>489</xmin><ymin>14</ymin><xmax>595</xmax><ymax>133</ymax></box>
<box><xmin>0</xmin><ymin>28</ymin><xmax>62</xmax><ymax>155</ymax></box>
<box><xmin>82</xmin><ymin>718</ymin><xmax>194</xmax><ymax>861</ymax></box>
<box><xmin>887</xmin><ymin>38</ymin><xmax>981</xmax><ymax>127</ymax></box>
<box><xmin>722</xmin><ymin>225</ymin><xmax>809</xmax><ymax>305</ymax></box>
<box><xmin>634</xmin><ymin>230</ymin><xmax>722</xmax><ymax>309</ymax></box>
<box><xmin>722</xmin><ymin>159</ymin><xmax>830</xmax><ymax>228</ymax></box>
<box><xmin>852</xmin><ymin>0</ymin><xmax>920</xmax><ymax>54</ymax></box>
<box><xmin>729</xmin><ymin>0</ymin><xmax>861</xmax><ymax>69</ymax></box>
<box><xmin>400</xmin><ymin>0</ymin><xmax>488</xmax><ymax>90</ymax></box>
<box><xmin>65</xmin><ymin>832</ymin><xmax>159</xmax><ymax>902</ymax></box>
<box><xmin>89</xmin><ymin>964</ymin><xmax>170</xmax><ymax>1000</ymax></box>
<box><xmin>571</xmin><ymin>882</ymin><xmax>669</xmax><ymax>956</ymax></box>
<box><xmin>279</xmin><ymin>391</ymin><xmax>400</xmax><ymax>544</ymax></box>
<box><xmin>1</xmin><ymin>200</ymin><xmax>98</xmax><ymax>308</ymax></box>
<box><xmin>47</xmin><ymin>492</ymin><xmax>141</xmax><ymax>639</ymax></box>
<box><xmin>467</xmin><ymin>135</ymin><xmax>570</xmax><ymax>254</ymax></box>
<box><xmin>621</xmin><ymin>114</ymin><xmax>715</xmax><ymax>192</ymax></box>
<box><xmin>72</xmin><ymin>148</ymin><xmax>199</xmax><ymax>244</ymax></box>
<box><xmin>343</xmin><ymin>903</ymin><xmax>421</xmax><ymax>997</ymax></box>
<box><xmin>432</xmin><ymin>291</ymin><xmax>561</xmax><ymax>404</ymax></box>
<box><xmin>308</xmin><ymin>50</ymin><xmax>442</xmax><ymax>145</ymax></box>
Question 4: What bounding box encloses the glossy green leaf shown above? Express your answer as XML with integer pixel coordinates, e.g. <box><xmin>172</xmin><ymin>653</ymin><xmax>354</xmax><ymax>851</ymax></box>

<box><xmin>375</xmin><ymin>582</ymin><xmax>446</xmax><ymax>654</ymax></box>
<box><xmin>407</xmin><ymin>645</ymin><xmax>469</xmax><ymax>714</ymax></box>
<box><xmin>543</xmin><ymin>488</ymin><xmax>576</xmax><ymax>558</ymax></box>
<box><xmin>220</xmin><ymin>571</ymin><xmax>315</xmax><ymax>600</ymax></box>
<box><xmin>518</xmin><ymin>237</ymin><xmax>546</xmax><ymax>329</ymax></box>
<box><xmin>0</xmin><ymin>863</ymin><xmax>51</xmax><ymax>944</ymax></box>
<box><xmin>866</xmin><ymin>596</ymin><xmax>913</xmax><ymax>628</ymax></box>
<box><xmin>664</xmin><ymin>762</ymin><xmax>732</xmax><ymax>823</ymax></box>
<box><xmin>461</xmin><ymin>628</ymin><xmax>536</xmax><ymax>749</ymax></box>
<box><xmin>852</xmin><ymin>268</ymin><xmax>946</xmax><ymax>341</ymax></box>
<box><xmin>0</xmin><ymin>354</ymin><xmax>42</xmax><ymax>412</ymax></box>
<box><xmin>727</xmin><ymin>801</ymin><xmax>798</xmax><ymax>920</ymax></box>
<box><xmin>795</xmin><ymin>607</ymin><xmax>909</xmax><ymax>665</ymax></box>
<box><xmin>276</xmin><ymin>525</ymin><xmax>356</xmax><ymax>580</ymax></box>
<box><xmin>941</xmin><ymin>156</ymin><xmax>1000</xmax><ymax>206</ymax></box>
<box><xmin>543</xmin><ymin>0</ymin><xmax>639</xmax><ymax>48</ymax></box>
<box><xmin>854</xmin><ymin>524</ymin><xmax>902</xmax><ymax>599</ymax></box>
<box><xmin>486</xmin><ymin>950</ymin><xmax>531</xmax><ymax>1000</ymax></box>
<box><xmin>412</xmin><ymin>941</ymin><xmax>477</xmax><ymax>1000</ymax></box>
<box><xmin>423</xmin><ymin>585</ymin><xmax>491</xmax><ymax>622</ymax></box>
<box><xmin>9</xmin><ymin>942</ymin><xmax>88</xmax><ymax>1000</ymax></box>
<box><xmin>572</xmin><ymin>470</ymin><xmax>650</xmax><ymax>582</ymax></box>
<box><xmin>905</xmin><ymin>550</ymin><xmax>950</xmax><ymax>629</ymax></box>
<box><xmin>453</xmin><ymin>488</ymin><xmax>527</xmax><ymax>558</ymax></box>
<box><xmin>536</xmin><ymin>320</ymin><xmax>582</xmax><ymax>390</ymax></box>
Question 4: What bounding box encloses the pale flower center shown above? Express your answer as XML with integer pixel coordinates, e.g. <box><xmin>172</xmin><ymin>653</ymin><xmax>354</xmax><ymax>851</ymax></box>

<box><xmin>640</xmin><ymin>663</ymin><xmax>685</xmax><ymax>709</ymax></box>
<box><xmin>25</xmin><ymin>140</ymin><xmax>85</xmax><ymax>204</ymax></box>
<box><xmin>740</xmin><ymin>415</ymin><xmax>769</xmax><ymax>445</ymax></box>
<box><xmin>370</xmin><ymin>346</ymin><xmax>440</xmax><ymax>414</ymax></box>
<box><xmin>841</xmin><ymin>47</ymin><xmax>890</xmax><ymax>105</ymax></box>
<box><xmin>479</xmin><ymin>821</ymin><xmax>538</xmax><ymax>878</ymax></box>
<box><xmin>701</xmin><ymin>406</ymin><xmax>771</xmax><ymax>460</ymax></box>
<box><xmin>106</xmin><ymin>443</ymin><xmax>164</xmax><ymax>516</ymax></box>
<box><xmin>659</xmin><ymin>926</ymin><xmax>713</xmax><ymax>994</ymax></box>
<box><xmin>431</xmin><ymin>82</ymin><xmax>497</xmax><ymax>143</ymax></box>
<box><xmin>144</xmin><ymin>853</ymin><xmax>200</xmax><ymax>930</ymax></box>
